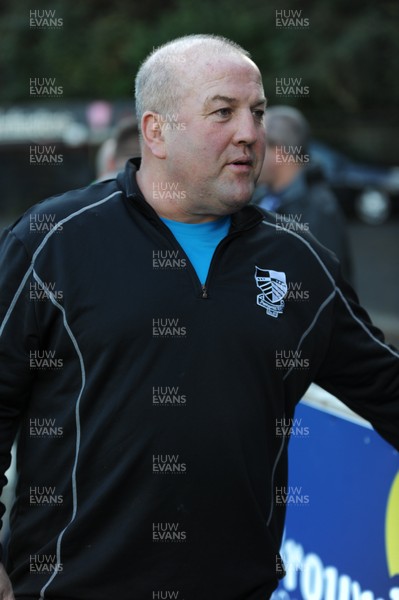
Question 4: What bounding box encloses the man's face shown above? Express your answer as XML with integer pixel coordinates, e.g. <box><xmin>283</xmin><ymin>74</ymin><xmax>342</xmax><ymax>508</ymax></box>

<box><xmin>162</xmin><ymin>54</ymin><xmax>266</xmax><ymax>217</ymax></box>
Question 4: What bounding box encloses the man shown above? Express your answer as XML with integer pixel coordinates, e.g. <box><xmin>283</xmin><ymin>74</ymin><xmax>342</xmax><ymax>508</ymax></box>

<box><xmin>253</xmin><ymin>105</ymin><xmax>352</xmax><ymax>280</ymax></box>
<box><xmin>0</xmin><ymin>34</ymin><xmax>398</xmax><ymax>600</ymax></box>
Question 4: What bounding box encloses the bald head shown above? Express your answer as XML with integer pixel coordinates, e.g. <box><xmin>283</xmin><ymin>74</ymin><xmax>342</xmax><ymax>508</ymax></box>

<box><xmin>134</xmin><ymin>34</ymin><xmax>251</xmax><ymax>139</ymax></box>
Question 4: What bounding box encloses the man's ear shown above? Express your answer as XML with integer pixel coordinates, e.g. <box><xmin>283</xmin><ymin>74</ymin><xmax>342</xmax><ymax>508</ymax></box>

<box><xmin>140</xmin><ymin>112</ymin><xmax>166</xmax><ymax>159</ymax></box>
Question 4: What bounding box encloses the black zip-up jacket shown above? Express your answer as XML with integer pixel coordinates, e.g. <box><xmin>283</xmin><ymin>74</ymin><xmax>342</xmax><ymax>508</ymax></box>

<box><xmin>0</xmin><ymin>159</ymin><xmax>398</xmax><ymax>600</ymax></box>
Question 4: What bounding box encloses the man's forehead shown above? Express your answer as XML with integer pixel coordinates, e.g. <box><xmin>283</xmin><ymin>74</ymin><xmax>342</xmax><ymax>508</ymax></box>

<box><xmin>201</xmin><ymin>77</ymin><xmax>265</xmax><ymax>108</ymax></box>
<box><xmin>187</xmin><ymin>57</ymin><xmax>263</xmax><ymax>99</ymax></box>
<box><xmin>203</xmin><ymin>93</ymin><xmax>266</xmax><ymax>107</ymax></box>
<box><xmin>182</xmin><ymin>51</ymin><xmax>262</xmax><ymax>85</ymax></box>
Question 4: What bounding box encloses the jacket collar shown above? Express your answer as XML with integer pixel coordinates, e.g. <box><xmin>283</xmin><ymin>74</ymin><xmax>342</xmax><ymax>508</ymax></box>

<box><xmin>117</xmin><ymin>158</ymin><xmax>265</xmax><ymax>232</ymax></box>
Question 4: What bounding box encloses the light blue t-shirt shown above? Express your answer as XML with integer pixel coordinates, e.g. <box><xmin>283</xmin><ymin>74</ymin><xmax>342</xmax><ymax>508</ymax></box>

<box><xmin>161</xmin><ymin>216</ymin><xmax>231</xmax><ymax>284</ymax></box>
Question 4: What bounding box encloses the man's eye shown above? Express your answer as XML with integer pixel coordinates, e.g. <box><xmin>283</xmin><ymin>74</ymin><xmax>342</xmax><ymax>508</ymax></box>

<box><xmin>215</xmin><ymin>108</ymin><xmax>232</xmax><ymax>118</ymax></box>
<box><xmin>253</xmin><ymin>109</ymin><xmax>265</xmax><ymax>121</ymax></box>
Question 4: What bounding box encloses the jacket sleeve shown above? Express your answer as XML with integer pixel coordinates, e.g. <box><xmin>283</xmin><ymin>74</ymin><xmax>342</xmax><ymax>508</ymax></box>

<box><xmin>0</xmin><ymin>228</ymin><xmax>39</xmax><ymax>560</ymax></box>
<box><xmin>314</xmin><ymin>269</ymin><xmax>399</xmax><ymax>451</ymax></box>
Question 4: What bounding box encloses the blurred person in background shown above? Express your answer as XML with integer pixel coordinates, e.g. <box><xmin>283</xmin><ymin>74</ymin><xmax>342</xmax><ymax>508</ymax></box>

<box><xmin>253</xmin><ymin>105</ymin><xmax>352</xmax><ymax>281</ymax></box>
<box><xmin>96</xmin><ymin>117</ymin><xmax>141</xmax><ymax>181</ymax></box>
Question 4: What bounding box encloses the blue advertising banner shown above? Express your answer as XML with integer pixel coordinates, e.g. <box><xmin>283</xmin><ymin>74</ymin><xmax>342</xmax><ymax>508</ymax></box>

<box><xmin>273</xmin><ymin>399</ymin><xmax>399</xmax><ymax>600</ymax></box>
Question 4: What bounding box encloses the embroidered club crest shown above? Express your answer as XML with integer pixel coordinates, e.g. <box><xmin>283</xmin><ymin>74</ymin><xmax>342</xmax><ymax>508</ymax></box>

<box><xmin>255</xmin><ymin>267</ymin><xmax>288</xmax><ymax>318</ymax></box>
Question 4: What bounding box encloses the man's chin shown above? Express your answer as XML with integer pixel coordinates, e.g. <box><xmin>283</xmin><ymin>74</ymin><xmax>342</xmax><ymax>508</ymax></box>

<box><xmin>222</xmin><ymin>189</ymin><xmax>254</xmax><ymax>211</ymax></box>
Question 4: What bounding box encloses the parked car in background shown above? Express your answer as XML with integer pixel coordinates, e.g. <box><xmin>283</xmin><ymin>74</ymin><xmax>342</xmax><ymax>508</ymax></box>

<box><xmin>310</xmin><ymin>141</ymin><xmax>399</xmax><ymax>224</ymax></box>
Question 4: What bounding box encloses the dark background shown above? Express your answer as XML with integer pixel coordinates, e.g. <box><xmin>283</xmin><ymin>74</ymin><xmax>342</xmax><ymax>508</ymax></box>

<box><xmin>1</xmin><ymin>0</ymin><xmax>399</xmax><ymax>200</ymax></box>
<box><xmin>2</xmin><ymin>0</ymin><xmax>399</xmax><ymax>160</ymax></box>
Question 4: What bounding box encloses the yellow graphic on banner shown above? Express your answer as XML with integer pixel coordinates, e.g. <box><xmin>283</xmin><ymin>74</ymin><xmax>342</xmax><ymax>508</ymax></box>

<box><xmin>386</xmin><ymin>470</ymin><xmax>399</xmax><ymax>577</ymax></box>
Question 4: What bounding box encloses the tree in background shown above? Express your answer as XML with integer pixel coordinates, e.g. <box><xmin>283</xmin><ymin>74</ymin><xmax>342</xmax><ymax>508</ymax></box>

<box><xmin>0</xmin><ymin>0</ymin><xmax>398</xmax><ymax>161</ymax></box>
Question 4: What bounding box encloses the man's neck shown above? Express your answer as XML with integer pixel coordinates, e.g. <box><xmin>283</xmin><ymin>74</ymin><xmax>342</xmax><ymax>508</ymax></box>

<box><xmin>136</xmin><ymin>164</ymin><xmax>221</xmax><ymax>223</ymax></box>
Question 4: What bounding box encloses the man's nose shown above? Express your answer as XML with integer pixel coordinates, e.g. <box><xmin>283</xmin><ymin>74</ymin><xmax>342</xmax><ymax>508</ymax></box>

<box><xmin>232</xmin><ymin>110</ymin><xmax>259</xmax><ymax>146</ymax></box>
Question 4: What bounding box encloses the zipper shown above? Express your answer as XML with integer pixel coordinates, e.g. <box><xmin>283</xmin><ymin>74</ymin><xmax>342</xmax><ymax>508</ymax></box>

<box><xmin>154</xmin><ymin>222</ymin><xmax>254</xmax><ymax>299</ymax></box>
<box><xmin>136</xmin><ymin>197</ymin><xmax>260</xmax><ymax>299</ymax></box>
<box><xmin>150</xmin><ymin>218</ymin><xmax>207</xmax><ymax>297</ymax></box>
<box><xmin>199</xmin><ymin>231</ymin><xmax>242</xmax><ymax>299</ymax></box>
<box><xmin>155</xmin><ymin>220</ymin><xmax>243</xmax><ymax>299</ymax></box>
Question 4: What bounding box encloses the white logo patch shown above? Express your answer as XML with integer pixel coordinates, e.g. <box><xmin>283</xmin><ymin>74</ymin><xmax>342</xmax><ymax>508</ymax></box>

<box><xmin>255</xmin><ymin>267</ymin><xmax>288</xmax><ymax>318</ymax></box>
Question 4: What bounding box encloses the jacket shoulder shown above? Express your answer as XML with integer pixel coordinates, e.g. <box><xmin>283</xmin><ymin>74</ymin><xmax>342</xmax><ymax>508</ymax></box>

<box><xmin>257</xmin><ymin>210</ymin><xmax>341</xmax><ymax>280</ymax></box>
<box><xmin>9</xmin><ymin>179</ymin><xmax>123</xmax><ymax>252</ymax></box>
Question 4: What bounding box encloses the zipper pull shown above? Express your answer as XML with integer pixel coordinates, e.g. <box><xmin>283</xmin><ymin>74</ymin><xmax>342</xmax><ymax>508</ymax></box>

<box><xmin>201</xmin><ymin>285</ymin><xmax>208</xmax><ymax>299</ymax></box>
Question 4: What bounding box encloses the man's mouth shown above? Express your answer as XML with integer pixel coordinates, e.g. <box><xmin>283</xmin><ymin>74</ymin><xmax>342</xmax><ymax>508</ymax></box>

<box><xmin>227</xmin><ymin>157</ymin><xmax>254</xmax><ymax>172</ymax></box>
<box><xmin>229</xmin><ymin>157</ymin><xmax>253</xmax><ymax>166</ymax></box>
